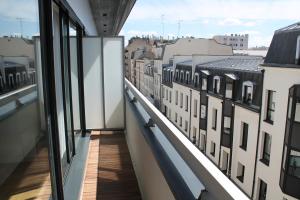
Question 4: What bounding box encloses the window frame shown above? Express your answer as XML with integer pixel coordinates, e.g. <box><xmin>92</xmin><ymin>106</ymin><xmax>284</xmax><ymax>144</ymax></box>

<box><xmin>240</xmin><ymin>122</ymin><xmax>248</xmax><ymax>150</ymax></box>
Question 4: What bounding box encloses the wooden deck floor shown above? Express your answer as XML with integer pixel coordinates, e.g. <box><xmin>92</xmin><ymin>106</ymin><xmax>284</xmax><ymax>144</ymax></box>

<box><xmin>82</xmin><ymin>131</ymin><xmax>141</xmax><ymax>200</ymax></box>
<box><xmin>0</xmin><ymin>140</ymin><xmax>52</xmax><ymax>200</ymax></box>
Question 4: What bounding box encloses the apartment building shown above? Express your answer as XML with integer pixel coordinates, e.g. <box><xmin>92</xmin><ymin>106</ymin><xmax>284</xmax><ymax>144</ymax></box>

<box><xmin>160</xmin><ymin>22</ymin><xmax>300</xmax><ymax>200</ymax></box>
<box><xmin>214</xmin><ymin>34</ymin><xmax>249</xmax><ymax>50</ymax></box>
<box><xmin>125</xmin><ymin>37</ymin><xmax>153</xmax><ymax>80</ymax></box>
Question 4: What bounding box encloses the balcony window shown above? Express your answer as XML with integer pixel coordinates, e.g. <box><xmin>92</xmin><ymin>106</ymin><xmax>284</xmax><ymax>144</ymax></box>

<box><xmin>180</xmin><ymin>93</ymin><xmax>183</xmax><ymax>108</ymax></box>
<box><xmin>185</xmin><ymin>95</ymin><xmax>189</xmax><ymax>111</ymax></box>
<box><xmin>237</xmin><ymin>163</ymin><xmax>245</xmax><ymax>183</ymax></box>
<box><xmin>175</xmin><ymin>90</ymin><xmax>178</xmax><ymax>105</ymax></box>
<box><xmin>258</xmin><ymin>179</ymin><xmax>267</xmax><ymax>200</ymax></box>
<box><xmin>192</xmin><ymin>127</ymin><xmax>197</xmax><ymax>144</ymax></box>
<box><xmin>242</xmin><ymin>81</ymin><xmax>253</xmax><ymax>104</ymax></box>
<box><xmin>240</xmin><ymin>122</ymin><xmax>248</xmax><ymax>150</ymax></box>
<box><xmin>194</xmin><ymin>99</ymin><xmax>198</xmax><ymax>117</ymax></box>
<box><xmin>261</xmin><ymin>133</ymin><xmax>271</xmax><ymax>166</ymax></box>
<box><xmin>202</xmin><ymin>77</ymin><xmax>207</xmax><ymax>90</ymax></box>
<box><xmin>213</xmin><ymin>76</ymin><xmax>220</xmax><ymax>94</ymax></box>
<box><xmin>180</xmin><ymin>116</ymin><xmax>183</xmax><ymax>127</ymax></box>
<box><xmin>169</xmin><ymin>91</ymin><xmax>172</xmax><ymax>103</ymax></box>
<box><xmin>166</xmin><ymin>89</ymin><xmax>168</xmax><ymax>100</ymax></box>
<box><xmin>212</xmin><ymin>108</ymin><xmax>218</xmax><ymax>130</ymax></box>
<box><xmin>185</xmin><ymin>121</ymin><xmax>188</xmax><ymax>132</ymax></box>
<box><xmin>265</xmin><ymin>90</ymin><xmax>275</xmax><ymax>123</ymax></box>
<box><xmin>210</xmin><ymin>141</ymin><xmax>216</xmax><ymax>156</ymax></box>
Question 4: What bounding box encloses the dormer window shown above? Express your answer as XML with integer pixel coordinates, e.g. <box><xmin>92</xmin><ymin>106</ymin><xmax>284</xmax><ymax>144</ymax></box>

<box><xmin>213</xmin><ymin>76</ymin><xmax>221</xmax><ymax>94</ymax></box>
<box><xmin>202</xmin><ymin>77</ymin><xmax>207</xmax><ymax>90</ymax></box>
<box><xmin>194</xmin><ymin>73</ymin><xmax>199</xmax><ymax>87</ymax></box>
<box><xmin>180</xmin><ymin>71</ymin><xmax>184</xmax><ymax>83</ymax></box>
<box><xmin>186</xmin><ymin>72</ymin><xmax>190</xmax><ymax>84</ymax></box>
<box><xmin>242</xmin><ymin>81</ymin><xmax>254</xmax><ymax>104</ymax></box>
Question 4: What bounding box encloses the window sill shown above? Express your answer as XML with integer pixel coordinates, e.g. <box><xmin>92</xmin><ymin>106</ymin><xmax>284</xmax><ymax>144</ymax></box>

<box><xmin>260</xmin><ymin>158</ymin><xmax>270</xmax><ymax>166</ymax></box>
<box><xmin>264</xmin><ymin>119</ymin><xmax>274</xmax><ymax>125</ymax></box>
<box><xmin>239</xmin><ymin>145</ymin><xmax>247</xmax><ymax>151</ymax></box>
<box><xmin>236</xmin><ymin>176</ymin><xmax>244</xmax><ymax>183</ymax></box>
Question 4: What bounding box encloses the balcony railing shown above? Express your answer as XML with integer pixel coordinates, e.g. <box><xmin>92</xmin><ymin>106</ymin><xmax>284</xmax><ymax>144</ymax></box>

<box><xmin>124</xmin><ymin>78</ymin><xmax>249</xmax><ymax>200</ymax></box>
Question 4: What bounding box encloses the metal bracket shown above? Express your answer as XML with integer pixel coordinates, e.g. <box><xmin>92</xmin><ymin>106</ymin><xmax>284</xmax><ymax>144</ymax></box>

<box><xmin>144</xmin><ymin>118</ymin><xmax>155</xmax><ymax>128</ymax></box>
<box><xmin>130</xmin><ymin>97</ymin><xmax>137</xmax><ymax>103</ymax></box>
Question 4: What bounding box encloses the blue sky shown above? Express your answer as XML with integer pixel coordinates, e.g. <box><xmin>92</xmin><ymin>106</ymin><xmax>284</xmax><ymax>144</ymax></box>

<box><xmin>121</xmin><ymin>0</ymin><xmax>300</xmax><ymax>47</ymax></box>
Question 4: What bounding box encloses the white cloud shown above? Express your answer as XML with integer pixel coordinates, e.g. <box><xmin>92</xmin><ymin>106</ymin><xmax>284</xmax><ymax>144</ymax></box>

<box><xmin>218</xmin><ymin>18</ymin><xmax>257</xmax><ymax>27</ymax></box>
<box><xmin>128</xmin><ymin>0</ymin><xmax>300</xmax><ymax>22</ymax></box>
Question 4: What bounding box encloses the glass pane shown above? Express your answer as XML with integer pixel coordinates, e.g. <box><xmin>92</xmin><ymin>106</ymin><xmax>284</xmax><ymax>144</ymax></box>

<box><xmin>61</xmin><ymin>15</ymin><xmax>74</xmax><ymax>162</ymax></box>
<box><xmin>288</xmin><ymin>150</ymin><xmax>300</xmax><ymax>178</ymax></box>
<box><xmin>0</xmin><ymin>0</ymin><xmax>53</xmax><ymax>199</ymax></box>
<box><xmin>69</xmin><ymin>23</ymin><xmax>81</xmax><ymax>136</ymax></box>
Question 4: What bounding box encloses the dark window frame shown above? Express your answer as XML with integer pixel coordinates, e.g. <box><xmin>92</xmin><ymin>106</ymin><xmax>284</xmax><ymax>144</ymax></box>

<box><xmin>265</xmin><ymin>90</ymin><xmax>275</xmax><ymax>124</ymax></box>
<box><xmin>240</xmin><ymin>122</ymin><xmax>248</xmax><ymax>150</ymax></box>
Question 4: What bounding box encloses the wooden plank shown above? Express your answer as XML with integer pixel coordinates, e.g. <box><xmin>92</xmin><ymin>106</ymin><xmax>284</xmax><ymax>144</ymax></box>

<box><xmin>82</xmin><ymin>131</ymin><xmax>141</xmax><ymax>200</ymax></box>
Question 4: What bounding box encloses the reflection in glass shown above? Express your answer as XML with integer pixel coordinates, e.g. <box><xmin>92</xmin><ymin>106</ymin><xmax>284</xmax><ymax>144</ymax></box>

<box><xmin>0</xmin><ymin>0</ymin><xmax>52</xmax><ymax>199</ymax></box>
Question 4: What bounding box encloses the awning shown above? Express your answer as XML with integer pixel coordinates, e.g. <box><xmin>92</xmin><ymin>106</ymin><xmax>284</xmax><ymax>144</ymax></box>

<box><xmin>225</xmin><ymin>73</ymin><xmax>238</xmax><ymax>80</ymax></box>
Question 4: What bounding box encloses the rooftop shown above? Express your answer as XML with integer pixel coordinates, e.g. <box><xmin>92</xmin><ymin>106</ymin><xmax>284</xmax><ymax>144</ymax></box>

<box><xmin>196</xmin><ymin>56</ymin><xmax>263</xmax><ymax>72</ymax></box>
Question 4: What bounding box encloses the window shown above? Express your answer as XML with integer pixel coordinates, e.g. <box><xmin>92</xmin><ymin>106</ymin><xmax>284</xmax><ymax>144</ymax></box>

<box><xmin>180</xmin><ymin>117</ymin><xmax>183</xmax><ymax>127</ymax></box>
<box><xmin>194</xmin><ymin>99</ymin><xmax>198</xmax><ymax>117</ymax></box>
<box><xmin>185</xmin><ymin>121</ymin><xmax>188</xmax><ymax>132</ymax></box>
<box><xmin>201</xmin><ymin>105</ymin><xmax>206</xmax><ymax>119</ymax></box>
<box><xmin>258</xmin><ymin>179</ymin><xmax>267</xmax><ymax>200</ymax></box>
<box><xmin>266</xmin><ymin>90</ymin><xmax>275</xmax><ymax>123</ymax></box>
<box><xmin>192</xmin><ymin>127</ymin><xmax>197</xmax><ymax>144</ymax></box>
<box><xmin>169</xmin><ymin>108</ymin><xmax>171</xmax><ymax>119</ymax></box>
<box><xmin>176</xmin><ymin>70</ymin><xmax>179</xmax><ymax>80</ymax></box>
<box><xmin>202</xmin><ymin>77</ymin><xmax>207</xmax><ymax>90</ymax></box>
<box><xmin>166</xmin><ymin>89</ymin><xmax>168</xmax><ymax>100</ymax></box>
<box><xmin>213</xmin><ymin>76</ymin><xmax>220</xmax><ymax>94</ymax></box>
<box><xmin>169</xmin><ymin>91</ymin><xmax>172</xmax><ymax>103</ymax></box>
<box><xmin>180</xmin><ymin>93</ymin><xmax>183</xmax><ymax>108</ymax></box>
<box><xmin>175</xmin><ymin>112</ymin><xmax>178</xmax><ymax>122</ymax></box>
<box><xmin>296</xmin><ymin>35</ymin><xmax>300</xmax><ymax>65</ymax></box>
<box><xmin>194</xmin><ymin>73</ymin><xmax>199</xmax><ymax>87</ymax></box>
<box><xmin>175</xmin><ymin>90</ymin><xmax>178</xmax><ymax>105</ymax></box>
<box><xmin>200</xmin><ymin>133</ymin><xmax>206</xmax><ymax>151</ymax></box>
<box><xmin>242</xmin><ymin>81</ymin><xmax>253</xmax><ymax>104</ymax></box>
<box><xmin>212</xmin><ymin>108</ymin><xmax>218</xmax><ymax>130</ymax></box>
<box><xmin>210</xmin><ymin>142</ymin><xmax>216</xmax><ymax>156</ymax></box>
<box><xmin>224</xmin><ymin>117</ymin><xmax>231</xmax><ymax>134</ymax></box>
<box><xmin>185</xmin><ymin>95</ymin><xmax>189</xmax><ymax>111</ymax></box>
<box><xmin>237</xmin><ymin>163</ymin><xmax>245</xmax><ymax>183</ymax></box>
<box><xmin>180</xmin><ymin>71</ymin><xmax>184</xmax><ymax>82</ymax></box>
<box><xmin>261</xmin><ymin>133</ymin><xmax>271</xmax><ymax>165</ymax></box>
<box><xmin>225</xmin><ymin>82</ymin><xmax>233</xmax><ymax>99</ymax></box>
<box><xmin>186</xmin><ymin>72</ymin><xmax>190</xmax><ymax>84</ymax></box>
<box><xmin>287</xmin><ymin>150</ymin><xmax>300</xmax><ymax>179</ymax></box>
<box><xmin>162</xmin><ymin>87</ymin><xmax>165</xmax><ymax>98</ymax></box>
<box><xmin>240</xmin><ymin>122</ymin><xmax>248</xmax><ymax>150</ymax></box>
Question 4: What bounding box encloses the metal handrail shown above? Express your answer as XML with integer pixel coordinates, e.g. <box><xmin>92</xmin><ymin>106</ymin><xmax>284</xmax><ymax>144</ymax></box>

<box><xmin>125</xmin><ymin>78</ymin><xmax>249</xmax><ymax>200</ymax></box>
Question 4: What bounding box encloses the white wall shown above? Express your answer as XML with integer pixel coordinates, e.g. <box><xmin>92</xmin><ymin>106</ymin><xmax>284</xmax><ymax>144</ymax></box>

<box><xmin>231</xmin><ymin>106</ymin><xmax>259</xmax><ymax>196</ymax></box>
<box><xmin>254</xmin><ymin>66</ymin><xmax>300</xmax><ymax>200</ymax></box>
<box><xmin>206</xmin><ymin>95</ymin><xmax>223</xmax><ymax>164</ymax></box>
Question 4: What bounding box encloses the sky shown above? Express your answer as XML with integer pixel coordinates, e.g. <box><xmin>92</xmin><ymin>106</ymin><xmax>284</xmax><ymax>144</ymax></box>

<box><xmin>121</xmin><ymin>0</ymin><xmax>300</xmax><ymax>47</ymax></box>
